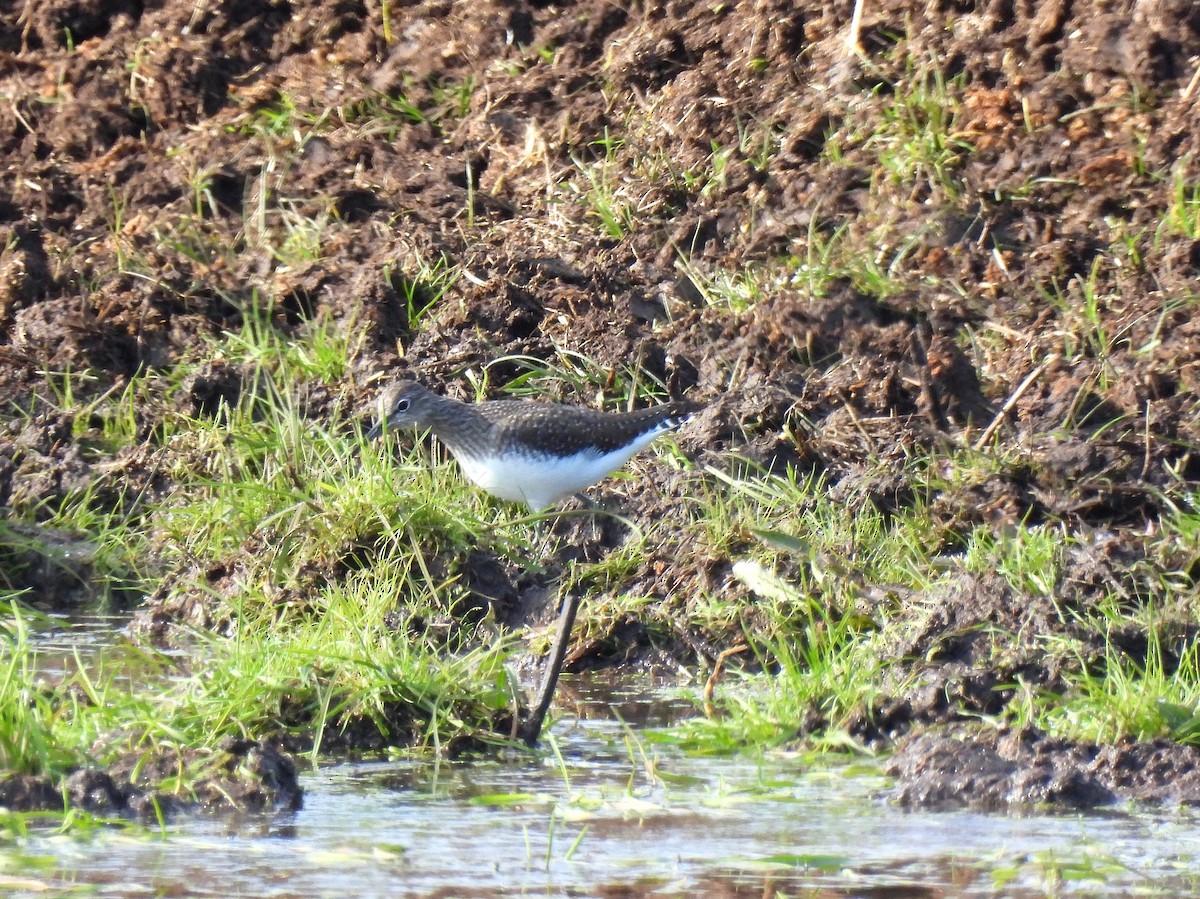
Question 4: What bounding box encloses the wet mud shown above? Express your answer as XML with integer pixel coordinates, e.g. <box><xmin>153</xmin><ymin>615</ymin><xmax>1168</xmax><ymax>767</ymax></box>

<box><xmin>888</xmin><ymin>726</ymin><xmax>1200</xmax><ymax>809</ymax></box>
<box><xmin>0</xmin><ymin>738</ymin><xmax>300</xmax><ymax>818</ymax></box>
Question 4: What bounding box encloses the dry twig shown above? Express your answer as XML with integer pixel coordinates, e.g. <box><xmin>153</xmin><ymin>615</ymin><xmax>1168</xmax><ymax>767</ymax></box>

<box><xmin>973</xmin><ymin>360</ymin><xmax>1050</xmax><ymax>451</ymax></box>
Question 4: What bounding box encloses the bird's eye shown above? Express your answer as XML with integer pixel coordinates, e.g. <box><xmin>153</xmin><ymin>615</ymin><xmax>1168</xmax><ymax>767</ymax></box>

<box><xmin>396</xmin><ymin>399</ymin><xmax>410</xmax><ymax>413</ymax></box>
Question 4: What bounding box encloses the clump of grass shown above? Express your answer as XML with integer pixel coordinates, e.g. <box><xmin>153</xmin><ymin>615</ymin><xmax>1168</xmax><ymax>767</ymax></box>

<box><xmin>735</xmin><ymin>116</ymin><xmax>782</xmax><ymax>172</ymax></box>
<box><xmin>384</xmin><ymin>251</ymin><xmax>461</xmax><ymax>333</ymax></box>
<box><xmin>231</xmin><ymin>79</ymin><xmax>478</xmax><ymax>147</ymax></box>
<box><xmin>558</xmin><ymin>127</ymin><xmax>685</xmax><ymax>240</ymax></box>
<box><xmin>620</xmin><ymin>441</ymin><xmax>1200</xmax><ymax>756</ymax></box>
<box><xmin>153</xmin><ymin>572</ymin><xmax>517</xmax><ymax>759</ymax></box>
<box><xmin>0</xmin><ymin>605</ymin><xmax>88</xmax><ymax>777</ymax></box>
<box><xmin>700</xmin><ymin>558</ymin><xmax>889</xmax><ymax>749</ymax></box>
<box><xmin>2</xmin><ymin>372</ymin><xmax>158</xmax><ymax>606</ymax></box>
<box><xmin>1</xmin><ymin>369</ymin><xmax>522</xmax><ymax>773</ymax></box>
<box><xmin>962</xmin><ymin>522</ymin><xmax>1067</xmax><ymax>598</ymax></box>
<box><xmin>675</xmin><ymin>259</ymin><xmax>782</xmax><ymax>314</ymax></box>
<box><xmin>1028</xmin><ymin>630</ymin><xmax>1200</xmax><ymax>746</ymax></box>
<box><xmin>143</xmin><ymin>313</ymin><xmax>535</xmax><ymax>750</ymax></box>
<box><xmin>207</xmin><ymin>290</ymin><xmax>363</xmax><ymax>384</ymax></box>
<box><xmin>0</xmin><ymin>585</ymin><xmax>515</xmax><ymax>789</ymax></box>
<box><xmin>1165</xmin><ymin>164</ymin><xmax>1200</xmax><ymax>239</ymax></box>
<box><xmin>825</xmin><ymin>60</ymin><xmax>973</xmax><ymax>197</ymax></box>
<box><xmin>570</xmin><ymin>136</ymin><xmax>640</xmax><ymax>239</ymax></box>
<box><xmin>869</xmin><ymin>67</ymin><xmax>972</xmax><ymax>194</ymax></box>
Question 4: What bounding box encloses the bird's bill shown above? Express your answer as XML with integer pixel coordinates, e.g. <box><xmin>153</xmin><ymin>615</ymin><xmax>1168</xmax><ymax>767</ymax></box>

<box><xmin>367</xmin><ymin>409</ymin><xmax>413</xmax><ymax>440</ymax></box>
<box><xmin>366</xmin><ymin>412</ymin><xmax>399</xmax><ymax>440</ymax></box>
<box><xmin>366</xmin><ymin>399</ymin><xmax>399</xmax><ymax>440</ymax></box>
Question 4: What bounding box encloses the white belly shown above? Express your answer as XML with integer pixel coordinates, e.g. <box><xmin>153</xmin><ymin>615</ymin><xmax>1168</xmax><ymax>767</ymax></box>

<box><xmin>453</xmin><ymin>436</ymin><xmax>662</xmax><ymax>511</ymax></box>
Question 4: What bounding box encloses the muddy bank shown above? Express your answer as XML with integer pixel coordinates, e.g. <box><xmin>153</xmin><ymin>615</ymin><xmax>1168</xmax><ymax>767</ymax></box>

<box><xmin>889</xmin><ymin>726</ymin><xmax>1200</xmax><ymax>809</ymax></box>
<box><xmin>0</xmin><ymin>738</ymin><xmax>300</xmax><ymax>818</ymax></box>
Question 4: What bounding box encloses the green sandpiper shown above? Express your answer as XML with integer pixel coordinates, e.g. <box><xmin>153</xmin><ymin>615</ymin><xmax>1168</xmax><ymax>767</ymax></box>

<box><xmin>366</xmin><ymin>379</ymin><xmax>694</xmax><ymax>510</ymax></box>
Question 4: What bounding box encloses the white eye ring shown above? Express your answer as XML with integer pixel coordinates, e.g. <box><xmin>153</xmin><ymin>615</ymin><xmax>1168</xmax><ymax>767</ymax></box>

<box><xmin>396</xmin><ymin>398</ymin><xmax>410</xmax><ymax>413</ymax></box>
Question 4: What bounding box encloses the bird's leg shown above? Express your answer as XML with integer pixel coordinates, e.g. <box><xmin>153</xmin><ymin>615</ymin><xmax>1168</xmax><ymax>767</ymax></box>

<box><xmin>519</xmin><ymin>588</ymin><xmax>581</xmax><ymax>746</ymax></box>
<box><xmin>518</xmin><ymin>497</ymin><xmax>612</xmax><ymax>746</ymax></box>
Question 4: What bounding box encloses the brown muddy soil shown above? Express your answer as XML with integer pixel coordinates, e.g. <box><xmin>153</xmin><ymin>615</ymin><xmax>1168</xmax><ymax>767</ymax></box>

<box><xmin>0</xmin><ymin>737</ymin><xmax>300</xmax><ymax>818</ymax></box>
<box><xmin>3</xmin><ymin>0</ymin><xmax>1200</xmax><ymax>810</ymax></box>
<box><xmin>888</xmin><ymin>726</ymin><xmax>1200</xmax><ymax>809</ymax></box>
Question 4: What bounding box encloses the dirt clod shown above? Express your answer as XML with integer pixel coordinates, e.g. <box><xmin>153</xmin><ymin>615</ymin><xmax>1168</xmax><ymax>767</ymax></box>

<box><xmin>888</xmin><ymin>727</ymin><xmax>1200</xmax><ymax>809</ymax></box>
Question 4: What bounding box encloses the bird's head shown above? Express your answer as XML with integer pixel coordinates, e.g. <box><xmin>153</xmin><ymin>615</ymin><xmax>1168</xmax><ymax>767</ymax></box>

<box><xmin>366</xmin><ymin>380</ymin><xmax>439</xmax><ymax>439</ymax></box>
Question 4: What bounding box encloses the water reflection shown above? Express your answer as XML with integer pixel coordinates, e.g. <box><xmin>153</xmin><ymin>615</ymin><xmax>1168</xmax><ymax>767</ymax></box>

<box><xmin>553</xmin><ymin>672</ymin><xmax>695</xmax><ymax>727</ymax></box>
<box><xmin>19</xmin><ymin>608</ymin><xmax>171</xmax><ymax>682</ymax></box>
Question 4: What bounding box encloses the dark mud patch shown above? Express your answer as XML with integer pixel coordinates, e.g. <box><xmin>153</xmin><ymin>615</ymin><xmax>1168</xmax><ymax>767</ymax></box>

<box><xmin>888</xmin><ymin>726</ymin><xmax>1200</xmax><ymax>810</ymax></box>
<box><xmin>0</xmin><ymin>737</ymin><xmax>300</xmax><ymax>819</ymax></box>
<box><xmin>845</xmin><ymin>573</ymin><xmax>1079</xmax><ymax>747</ymax></box>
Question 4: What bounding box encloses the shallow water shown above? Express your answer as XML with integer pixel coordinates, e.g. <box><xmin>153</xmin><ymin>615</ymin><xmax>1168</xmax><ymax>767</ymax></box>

<box><xmin>21</xmin><ymin>608</ymin><xmax>170</xmax><ymax>682</ymax></box>
<box><xmin>4</xmin><ymin>675</ymin><xmax>1200</xmax><ymax>897</ymax></box>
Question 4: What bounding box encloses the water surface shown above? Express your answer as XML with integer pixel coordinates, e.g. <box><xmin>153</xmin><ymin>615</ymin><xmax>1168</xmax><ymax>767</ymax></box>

<box><xmin>4</xmin><ymin>675</ymin><xmax>1200</xmax><ymax>896</ymax></box>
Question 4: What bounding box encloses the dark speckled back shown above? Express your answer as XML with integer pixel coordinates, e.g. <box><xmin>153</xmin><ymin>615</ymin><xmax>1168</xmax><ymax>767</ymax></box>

<box><xmin>479</xmin><ymin>400</ymin><xmax>695</xmax><ymax>458</ymax></box>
